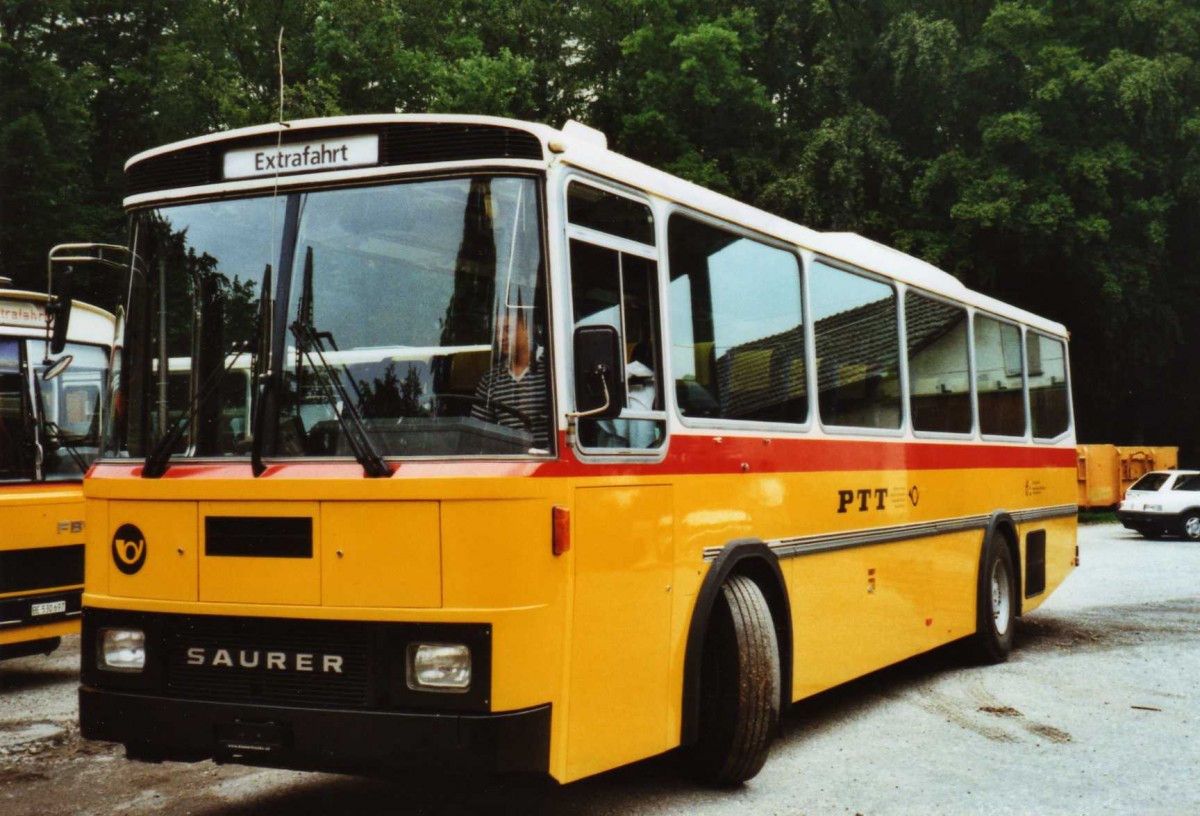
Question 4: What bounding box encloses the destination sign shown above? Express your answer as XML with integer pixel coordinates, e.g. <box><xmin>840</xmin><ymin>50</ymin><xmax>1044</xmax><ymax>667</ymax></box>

<box><xmin>0</xmin><ymin>300</ymin><xmax>47</xmax><ymax>329</ymax></box>
<box><xmin>224</xmin><ymin>134</ymin><xmax>379</xmax><ymax>180</ymax></box>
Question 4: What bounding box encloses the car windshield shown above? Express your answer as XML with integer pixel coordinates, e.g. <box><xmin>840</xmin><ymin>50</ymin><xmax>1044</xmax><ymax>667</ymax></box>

<box><xmin>108</xmin><ymin>175</ymin><xmax>551</xmax><ymax>462</ymax></box>
<box><xmin>1129</xmin><ymin>473</ymin><xmax>1170</xmax><ymax>492</ymax></box>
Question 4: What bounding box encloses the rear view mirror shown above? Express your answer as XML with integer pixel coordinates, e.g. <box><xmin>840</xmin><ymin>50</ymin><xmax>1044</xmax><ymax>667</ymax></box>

<box><xmin>48</xmin><ymin>267</ymin><xmax>75</xmax><ymax>355</ymax></box>
<box><xmin>572</xmin><ymin>325</ymin><xmax>625</xmax><ymax>419</ymax></box>
<box><xmin>42</xmin><ymin>354</ymin><xmax>74</xmax><ymax>381</ymax></box>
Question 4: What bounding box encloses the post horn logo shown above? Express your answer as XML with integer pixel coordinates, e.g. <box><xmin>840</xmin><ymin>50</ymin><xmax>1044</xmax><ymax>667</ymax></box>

<box><xmin>112</xmin><ymin>524</ymin><xmax>147</xmax><ymax>575</ymax></box>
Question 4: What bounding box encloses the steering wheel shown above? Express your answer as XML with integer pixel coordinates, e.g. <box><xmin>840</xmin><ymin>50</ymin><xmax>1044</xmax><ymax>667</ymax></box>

<box><xmin>423</xmin><ymin>393</ymin><xmax>536</xmax><ymax>434</ymax></box>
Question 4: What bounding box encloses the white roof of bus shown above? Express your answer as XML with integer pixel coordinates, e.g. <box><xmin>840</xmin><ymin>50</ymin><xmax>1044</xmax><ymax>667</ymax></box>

<box><xmin>0</xmin><ymin>289</ymin><xmax>116</xmax><ymax>344</ymax></box>
<box><xmin>126</xmin><ymin>114</ymin><xmax>1067</xmax><ymax>338</ymax></box>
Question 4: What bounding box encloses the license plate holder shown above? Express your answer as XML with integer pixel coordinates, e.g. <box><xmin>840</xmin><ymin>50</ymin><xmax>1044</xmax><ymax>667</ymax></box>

<box><xmin>216</xmin><ymin>720</ymin><xmax>290</xmax><ymax>756</ymax></box>
<box><xmin>31</xmin><ymin>600</ymin><xmax>67</xmax><ymax>617</ymax></box>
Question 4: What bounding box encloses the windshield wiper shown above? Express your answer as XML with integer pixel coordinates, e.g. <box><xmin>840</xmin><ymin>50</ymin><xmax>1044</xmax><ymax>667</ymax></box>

<box><xmin>143</xmin><ymin>342</ymin><xmax>252</xmax><ymax>478</ymax></box>
<box><xmin>250</xmin><ymin>266</ymin><xmax>273</xmax><ymax>476</ymax></box>
<box><xmin>291</xmin><ymin>247</ymin><xmax>389</xmax><ymax>478</ymax></box>
<box><xmin>31</xmin><ymin>376</ymin><xmax>89</xmax><ymax>474</ymax></box>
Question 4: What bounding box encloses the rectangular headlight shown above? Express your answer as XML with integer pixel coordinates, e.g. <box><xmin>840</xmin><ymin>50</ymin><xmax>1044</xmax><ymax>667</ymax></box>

<box><xmin>407</xmin><ymin>643</ymin><xmax>471</xmax><ymax>691</ymax></box>
<box><xmin>98</xmin><ymin>628</ymin><xmax>145</xmax><ymax>672</ymax></box>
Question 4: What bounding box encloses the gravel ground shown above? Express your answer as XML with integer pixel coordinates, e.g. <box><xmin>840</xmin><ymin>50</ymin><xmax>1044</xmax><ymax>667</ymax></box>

<box><xmin>1</xmin><ymin>522</ymin><xmax>1197</xmax><ymax>815</ymax></box>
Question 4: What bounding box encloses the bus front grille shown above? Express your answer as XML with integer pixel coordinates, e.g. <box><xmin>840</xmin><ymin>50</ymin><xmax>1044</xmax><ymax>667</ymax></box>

<box><xmin>165</xmin><ymin>616</ymin><xmax>374</xmax><ymax>709</ymax></box>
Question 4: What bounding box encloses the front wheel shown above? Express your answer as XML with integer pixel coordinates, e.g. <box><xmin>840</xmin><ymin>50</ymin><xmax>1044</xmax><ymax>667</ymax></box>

<box><xmin>969</xmin><ymin>534</ymin><xmax>1016</xmax><ymax>664</ymax></box>
<box><xmin>1181</xmin><ymin>512</ymin><xmax>1200</xmax><ymax>541</ymax></box>
<box><xmin>689</xmin><ymin>574</ymin><xmax>781</xmax><ymax>787</ymax></box>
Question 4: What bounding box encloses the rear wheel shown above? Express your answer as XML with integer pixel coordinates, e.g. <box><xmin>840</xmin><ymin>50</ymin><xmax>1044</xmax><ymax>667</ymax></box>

<box><xmin>690</xmin><ymin>574</ymin><xmax>781</xmax><ymax>786</ymax></box>
<box><xmin>1182</xmin><ymin>512</ymin><xmax>1200</xmax><ymax>541</ymax></box>
<box><xmin>969</xmin><ymin>534</ymin><xmax>1016</xmax><ymax>664</ymax></box>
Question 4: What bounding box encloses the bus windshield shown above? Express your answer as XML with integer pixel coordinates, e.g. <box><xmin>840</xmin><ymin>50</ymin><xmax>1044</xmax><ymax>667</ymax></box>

<box><xmin>113</xmin><ymin>175</ymin><xmax>551</xmax><ymax>462</ymax></box>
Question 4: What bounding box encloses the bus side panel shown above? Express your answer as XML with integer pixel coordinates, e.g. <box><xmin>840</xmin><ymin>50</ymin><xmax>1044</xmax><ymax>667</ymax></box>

<box><xmin>1</xmin><ymin>486</ymin><xmax>87</xmax><ymax>647</ymax></box>
<box><xmin>1018</xmin><ymin>515</ymin><xmax>1077</xmax><ymax>616</ymax></box>
<box><xmin>788</xmin><ymin>530</ymin><xmax>979</xmax><ymax>702</ymax></box>
<box><xmin>565</xmin><ymin>484</ymin><xmax>674</xmax><ymax>782</ymax></box>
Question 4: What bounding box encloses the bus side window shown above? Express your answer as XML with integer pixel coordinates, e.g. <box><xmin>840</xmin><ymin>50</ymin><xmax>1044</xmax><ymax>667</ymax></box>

<box><xmin>974</xmin><ymin>315</ymin><xmax>1026</xmax><ymax>437</ymax></box>
<box><xmin>569</xmin><ymin>240</ymin><xmax>664</xmax><ymax>450</ymax></box>
<box><xmin>667</xmin><ymin>214</ymin><xmax>806</xmax><ymax>425</ymax></box>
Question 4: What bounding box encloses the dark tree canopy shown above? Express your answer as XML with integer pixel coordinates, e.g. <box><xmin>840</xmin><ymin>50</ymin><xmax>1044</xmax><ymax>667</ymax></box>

<box><xmin>2</xmin><ymin>0</ymin><xmax>1197</xmax><ymax>462</ymax></box>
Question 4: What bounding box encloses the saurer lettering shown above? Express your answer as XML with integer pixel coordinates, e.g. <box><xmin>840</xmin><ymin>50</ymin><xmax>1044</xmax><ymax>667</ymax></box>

<box><xmin>186</xmin><ymin>647</ymin><xmax>344</xmax><ymax>674</ymax></box>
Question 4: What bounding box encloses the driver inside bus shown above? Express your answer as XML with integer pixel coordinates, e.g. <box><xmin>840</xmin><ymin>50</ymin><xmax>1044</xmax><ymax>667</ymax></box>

<box><xmin>471</xmin><ymin>305</ymin><xmax>551</xmax><ymax>451</ymax></box>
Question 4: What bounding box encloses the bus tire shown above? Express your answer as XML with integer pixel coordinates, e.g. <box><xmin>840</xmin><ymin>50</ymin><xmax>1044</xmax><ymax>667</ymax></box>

<box><xmin>970</xmin><ymin>533</ymin><xmax>1016</xmax><ymax>664</ymax></box>
<box><xmin>690</xmin><ymin>574</ymin><xmax>780</xmax><ymax>787</ymax></box>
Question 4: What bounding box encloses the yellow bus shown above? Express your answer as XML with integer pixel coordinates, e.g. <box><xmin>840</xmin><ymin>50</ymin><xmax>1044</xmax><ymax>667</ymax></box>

<box><xmin>0</xmin><ymin>280</ymin><xmax>113</xmax><ymax>661</ymax></box>
<box><xmin>74</xmin><ymin>115</ymin><xmax>1075</xmax><ymax>784</ymax></box>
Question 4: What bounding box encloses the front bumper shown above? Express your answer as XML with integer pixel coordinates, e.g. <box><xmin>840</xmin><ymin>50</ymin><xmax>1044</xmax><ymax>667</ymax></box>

<box><xmin>80</xmin><ymin>686</ymin><xmax>551</xmax><ymax>775</ymax></box>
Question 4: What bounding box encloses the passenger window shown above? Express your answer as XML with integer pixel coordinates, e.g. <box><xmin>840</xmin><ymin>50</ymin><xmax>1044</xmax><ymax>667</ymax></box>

<box><xmin>1174</xmin><ymin>475</ymin><xmax>1200</xmax><ymax>492</ymax></box>
<box><xmin>906</xmin><ymin>293</ymin><xmax>971</xmax><ymax>435</ymax></box>
<box><xmin>570</xmin><ymin>241</ymin><xmax>664</xmax><ymax>449</ymax></box>
<box><xmin>667</xmin><ymin>215</ymin><xmax>806</xmax><ymax>424</ymax></box>
<box><xmin>567</xmin><ymin>184</ymin><xmax>663</xmax><ymax>451</ymax></box>
<box><xmin>974</xmin><ymin>315</ymin><xmax>1026</xmax><ymax>437</ymax></box>
<box><xmin>810</xmin><ymin>261</ymin><xmax>900</xmax><ymax>430</ymax></box>
<box><xmin>568</xmin><ymin>183</ymin><xmax>655</xmax><ymax>244</ymax></box>
<box><xmin>1027</xmin><ymin>332</ymin><xmax>1069</xmax><ymax>439</ymax></box>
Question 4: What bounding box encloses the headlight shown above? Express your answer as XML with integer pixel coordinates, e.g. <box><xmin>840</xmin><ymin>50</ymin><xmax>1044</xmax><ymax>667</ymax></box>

<box><xmin>407</xmin><ymin>643</ymin><xmax>471</xmax><ymax>691</ymax></box>
<box><xmin>98</xmin><ymin>628</ymin><xmax>145</xmax><ymax>672</ymax></box>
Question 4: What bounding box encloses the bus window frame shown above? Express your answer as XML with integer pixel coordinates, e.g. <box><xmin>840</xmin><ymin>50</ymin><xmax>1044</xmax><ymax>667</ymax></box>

<box><xmin>972</xmin><ymin>309</ymin><xmax>1031</xmax><ymax>443</ymax></box>
<box><xmin>809</xmin><ymin>255</ymin><xmax>907</xmax><ymax>439</ymax></box>
<box><xmin>561</xmin><ymin>172</ymin><xmax>668</xmax><ymax>462</ymax></box>
<box><xmin>1025</xmin><ymin>326</ymin><xmax>1074</xmax><ymax>444</ymax></box>
<box><xmin>902</xmin><ymin>286</ymin><xmax>978</xmax><ymax>442</ymax></box>
<box><xmin>664</xmin><ymin>206</ymin><xmax>813</xmax><ymax>437</ymax></box>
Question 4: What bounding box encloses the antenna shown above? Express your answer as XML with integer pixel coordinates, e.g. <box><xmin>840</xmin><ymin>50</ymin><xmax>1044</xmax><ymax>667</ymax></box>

<box><xmin>277</xmin><ymin>26</ymin><xmax>286</xmax><ymax>125</ymax></box>
<box><xmin>268</xmin><ymin>26</ymin><xmax>289</xmax><ymax>290</ymax></box>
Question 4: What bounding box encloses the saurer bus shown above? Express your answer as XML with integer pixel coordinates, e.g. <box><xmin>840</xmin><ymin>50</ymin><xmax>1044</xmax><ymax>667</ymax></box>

<box><xmin>72</xmin><ymin>115</ymin><xmax>1076</xmax><ymax>785</ymax></box>
<box><xmin>1</xmin><ymin>273</ymin><xmax>113</xmax><ymax>662</ymax></box>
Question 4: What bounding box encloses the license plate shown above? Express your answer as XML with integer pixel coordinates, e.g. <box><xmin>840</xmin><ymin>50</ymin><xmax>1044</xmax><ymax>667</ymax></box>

<box><xmin>31</xmin><ymin>600</ymin><xmax>67</xmax><ymax>617</ymax></box>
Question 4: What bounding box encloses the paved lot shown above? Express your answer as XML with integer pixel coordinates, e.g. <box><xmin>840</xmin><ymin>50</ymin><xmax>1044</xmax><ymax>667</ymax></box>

<box><xmin>1</xmin><ymin>522</ymin><xmax>1197</xmax><ymax>815</ymax></box>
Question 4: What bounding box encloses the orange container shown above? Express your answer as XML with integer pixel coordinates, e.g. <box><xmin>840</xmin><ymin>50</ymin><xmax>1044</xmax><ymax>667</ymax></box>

<box><xmin>1116</xmin><ymin>446</ymin><xmax>1159</xmax><ymax>497</ymax></box>
<box><xmin>1076</xmin><ymin>444</ymin><xmax>1119</xmax><ymax>508</ymax></box>
<box><xmin>1150</xmin><ymin>446</ymin><xmax>1179</xmax><ymax>471</ymax></box>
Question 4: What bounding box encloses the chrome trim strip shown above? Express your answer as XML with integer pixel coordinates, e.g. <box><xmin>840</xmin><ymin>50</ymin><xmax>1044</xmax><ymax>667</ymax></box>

<box><xmin>701</xmin><ymin>504</ymin><xmax>1077</xmax><ymax>562</ymax></box>
<box><xmin>1011</xmin><ymin>504</ymin><xmax>1077</xmax><ymax>524</ymax></box>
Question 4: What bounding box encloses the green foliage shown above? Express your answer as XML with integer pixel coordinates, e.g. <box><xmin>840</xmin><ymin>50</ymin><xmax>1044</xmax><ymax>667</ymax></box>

<box><xmin>0</xmin><ymin>0</ymin><xmax>1198</xmax><ymax>462</ymax></box>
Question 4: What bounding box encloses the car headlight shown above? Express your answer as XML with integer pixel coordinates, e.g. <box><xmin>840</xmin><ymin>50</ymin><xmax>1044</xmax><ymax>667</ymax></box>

<box><xmin>98</xmin><ymin>628</ymin><xmax>145</xmax><ymax>672</ymax></box>
<box><xmin>407</xmin><ymin>643</ymin><xmax>471</xmax><ymax>691</ymax></box>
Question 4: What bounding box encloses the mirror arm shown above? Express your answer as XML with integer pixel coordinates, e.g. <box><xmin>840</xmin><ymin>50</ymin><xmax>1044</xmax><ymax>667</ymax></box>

<box><xmin>566</xmin><ymin>368</ymin><xmax>612</xmax><ymax>419</ymax></box>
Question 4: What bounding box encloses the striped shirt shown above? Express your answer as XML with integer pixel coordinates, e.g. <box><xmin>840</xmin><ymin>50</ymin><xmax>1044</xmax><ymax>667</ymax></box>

<box><xmin>471</xmin><ymin>359</ymin><xmax>552</xmax><ymax>451</ymax></box>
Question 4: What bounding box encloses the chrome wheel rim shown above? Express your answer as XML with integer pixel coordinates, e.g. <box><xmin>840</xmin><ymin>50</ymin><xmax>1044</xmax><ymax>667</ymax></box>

<box><xmin>991</xmin><ymin>558</ymin><xmax>1012</xmax><ymax>636</ymax></box>
<box><xmin>1186</xmin><ymin>516</ymin><xmax>1200</xmax><ymax>540</ymax></box>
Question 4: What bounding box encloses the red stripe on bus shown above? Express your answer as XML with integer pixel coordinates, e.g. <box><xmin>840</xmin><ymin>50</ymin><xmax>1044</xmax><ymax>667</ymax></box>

<box><xmin>89</xmin><ymin>436</ymin><xmax>1075</xmax><ymax>482</ymax></box>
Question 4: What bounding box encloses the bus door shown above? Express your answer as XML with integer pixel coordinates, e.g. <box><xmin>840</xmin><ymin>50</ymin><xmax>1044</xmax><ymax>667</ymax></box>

<box><xmin>562</xmin><ymin>179</ymin><xmax>675</xmax><ymax>779</ymax></box>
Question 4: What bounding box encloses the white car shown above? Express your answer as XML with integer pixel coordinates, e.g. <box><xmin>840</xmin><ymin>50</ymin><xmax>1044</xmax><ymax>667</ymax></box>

<box><xmin>1117</xmin><ymin>470</ymin><xmax>1200</xmax><ymax>540</ymax></box>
